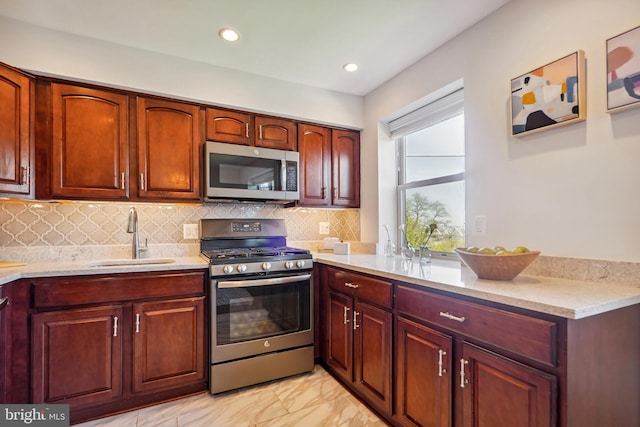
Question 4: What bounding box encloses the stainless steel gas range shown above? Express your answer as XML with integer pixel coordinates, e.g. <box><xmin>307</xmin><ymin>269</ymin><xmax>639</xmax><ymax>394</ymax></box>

<box><xmin>199</xmin><ymin>218</ymin><xmax>314</xmax><ymax>394</ymax></box>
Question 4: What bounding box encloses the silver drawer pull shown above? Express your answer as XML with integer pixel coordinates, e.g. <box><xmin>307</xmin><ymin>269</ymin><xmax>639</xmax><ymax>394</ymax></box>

<box><xmin>353</xmin><ymin>311</ymin><xmax>360</xmax><ymax>330</ymax></box>
<box><xmin>113</xmin><ymin>316</ymin><xmax>119</xmax><ymax>337</ymax></box>
<box><xmin>343</xmin><ymin>306</ymin><xmax>350</xmax><ymax>325</ymax></box>
<box><xmin>344</xmin><ymin>282</ymin><xmax>359</xmax><ymax>289</ymax></box>
<box><xmin>440</xmin><ymin>311</ymin><xmax>465</xmax><ymax>323</ymax></box>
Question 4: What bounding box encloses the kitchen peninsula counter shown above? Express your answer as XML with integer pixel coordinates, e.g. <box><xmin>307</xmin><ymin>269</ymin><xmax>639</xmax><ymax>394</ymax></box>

<box><xmin>313</xmin><ymin>253</ymin><xmax>640</xmax><ymax>319</ymax></box>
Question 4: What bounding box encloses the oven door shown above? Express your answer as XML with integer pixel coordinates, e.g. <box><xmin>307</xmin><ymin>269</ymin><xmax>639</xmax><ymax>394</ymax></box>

<box><xmin>211</xmin><ymin>272</ymin><xmax>312</xmax><ymax>363</ymax></box>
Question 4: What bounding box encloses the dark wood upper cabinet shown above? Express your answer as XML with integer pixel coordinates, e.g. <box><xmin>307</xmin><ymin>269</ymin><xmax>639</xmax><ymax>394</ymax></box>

<box><xmin>254</xmin><ymin>116</ymin><xmax>296</xmax><ymax>150</ymax></box>
<box><xmin>136</xmin><ymin>97</ymin><xmax>201</xmax><ymax>201</ymax></box>
<box><xmin>298</xmin><ymin>125</ymin><xmax>360</xmax><ymax>207</ymax></box>
<box><xmin>0</xmin><ymin>63</ymin><xmax>34</xmax><ymax>196</ymax></box>
<box><xmin>205</xmin><ymin>107</ymin><xmax>296</xmax><ymax>150</ymax></box>
<box><xmin>205</xmin><ymin>108</ymin><xmax>251</xmax><ymax>145</ymax></box>
<box><xmin>331</xmin><ymin>129</ymin><xmax>360</xmax><ymax>207</ymax></box>
<box><xmin>298</xmin><ymin>124</ymin><xmax>331</xmax><ymax>206</ymax></box>
<box><xmin>48</xmin><ymin>83</ymin><xmax>130</xmax><ymax>200</ymax></box>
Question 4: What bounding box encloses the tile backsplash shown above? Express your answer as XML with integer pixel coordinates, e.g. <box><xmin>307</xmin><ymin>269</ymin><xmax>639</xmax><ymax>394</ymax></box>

<box><xmin>0</xmin><ymin>200</ymin><xmax>360</xmax><ymax>248</ymax></box>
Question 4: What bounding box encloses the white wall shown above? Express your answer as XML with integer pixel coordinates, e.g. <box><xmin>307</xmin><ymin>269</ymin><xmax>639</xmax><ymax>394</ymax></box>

<box><xmin>364</xmin><ymin>0</ymin><xmax>640</xmax><ymax>262</ymax></box>
<box><xmin>0</xmin><ymin>16</ymin><xmax>363</xmax><ymax>129</ymax></box>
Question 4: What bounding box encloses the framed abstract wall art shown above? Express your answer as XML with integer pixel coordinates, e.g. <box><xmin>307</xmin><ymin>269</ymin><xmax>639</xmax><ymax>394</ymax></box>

<box><xmin>607</xmin><ymin>25</ymin><xmax>640</xmax><ymax>113</ymax></box>
<box><xmin>510</xmin><ymin>50</ymin><xmax>586</xmax><ymax>137</ymax></box>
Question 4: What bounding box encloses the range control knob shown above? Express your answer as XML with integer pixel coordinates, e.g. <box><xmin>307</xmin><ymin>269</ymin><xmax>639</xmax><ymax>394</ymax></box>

<box><xmin>262</xmin><ymin>262</ymin><xmax>272</xmax><ymax>271</ymax></box>
<box><xmin>222</xmin><ymin>265</ymin><xmax>234</xmax><ymax>274</ymax></box>
<box><xmin>284</xmin><ymin>261</ymin><xmax>295</xmax><ymax>270</ymax></box>
<box><xmin>236</xmin><ymin>264</ymin><xmax>247</xmax><ymax>273</ymax></box>
<box><xmin>296</xmin><ymin>260</ymin><xmax>306</xmax><ymax>268</ymax></box>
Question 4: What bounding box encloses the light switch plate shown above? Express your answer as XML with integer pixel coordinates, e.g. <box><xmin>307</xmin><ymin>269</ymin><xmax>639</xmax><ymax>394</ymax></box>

<box><xmin>183</xmin><ymin>223</ymin><xmax>199</xmax><ymax>240</ymax></box>
<box><xmin>472</xmin><ymin>216</ymin><xmax>486</xmax><ymax>236</ymax></box>
<box><xmin>319</xmin><ymin>222</ymin><xmax>330</xmax><ymax>235</ymax></box>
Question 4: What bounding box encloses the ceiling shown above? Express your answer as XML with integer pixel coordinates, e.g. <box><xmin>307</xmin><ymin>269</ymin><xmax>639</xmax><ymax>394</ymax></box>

<box><xmin>0</xmin><ymin>0</ymin><xmax>510</xmax><ymax>96</ymax></box>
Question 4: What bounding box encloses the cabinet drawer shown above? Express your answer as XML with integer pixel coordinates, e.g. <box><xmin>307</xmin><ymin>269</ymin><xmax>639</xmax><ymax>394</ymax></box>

<box><xmin>32</xmin><ymin>271</ymin><xmax>206</xmax><ymax>308</ymax></box>
<box><xmin>328</xmin><ymin>267</ymin><xmax>392</xmax><ymax>309</ymax></box>
<box><xmin>396</xmin><ymin>285</ymin><xmax>557</xmax><ymax>366</ymax></box>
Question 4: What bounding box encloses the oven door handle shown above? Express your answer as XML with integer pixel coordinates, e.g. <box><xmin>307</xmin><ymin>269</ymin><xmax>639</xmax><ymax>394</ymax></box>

<box><xmin>217</xmin><ymin>273</ymin><xmax>312</xmax><ymax>288</ymax></box>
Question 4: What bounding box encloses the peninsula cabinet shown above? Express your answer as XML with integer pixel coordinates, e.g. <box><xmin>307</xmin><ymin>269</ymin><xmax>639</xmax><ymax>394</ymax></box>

<box><xmin>322</xmin><ymin>266</ymin><xmax>393</xmax><ymax>416</ymax></box>
<box><xmin>29</xmin><ymin>270</ymin><xmax>207</xmax><ymax>424</ymax></box>
<box><xmin>205</xmin><ymin>107</ymin><xmax>297</xmax><ymax>150</ymax></box>
<box><xmin>36</xmin><ymin>81</ymin><xmax>203</xmax><ymax>202</ymax></box>
<box><xmin>316</xmin><ymin>263</ymin><xmax>639</xmax><ymax>427</ymax></box>
<box><xmin>297</xmin><ymin>125</ymin><xmax>360</xmax><ymax>207</ymax></box>
<box><xmin>0</xmin><ymin>63</ymin><xmax>34</xmax><ymax>197</ymax></box>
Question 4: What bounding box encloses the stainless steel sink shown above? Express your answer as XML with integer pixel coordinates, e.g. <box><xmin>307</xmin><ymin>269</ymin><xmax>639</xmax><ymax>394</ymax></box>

<box><xmin>84</xmin><ymin>258</ymin><xmax>176</xmax><ymax>267</ymax></box>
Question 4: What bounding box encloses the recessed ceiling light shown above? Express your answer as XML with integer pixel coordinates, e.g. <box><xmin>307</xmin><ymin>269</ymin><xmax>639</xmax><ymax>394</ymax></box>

<box><xmin>343</xmin><ymin>63</ymin><xmax>359</xmax><ymax>72</ymax></box>
<box><xmin>219</xmin><ymin>28</ymin><xmax>240</xmax><ymax>42</ymax></box>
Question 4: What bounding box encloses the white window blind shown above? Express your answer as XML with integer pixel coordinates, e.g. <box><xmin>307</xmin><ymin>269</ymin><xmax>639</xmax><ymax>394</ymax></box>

<box><xmin>387</xmin><ymin>89</ymin><xmax>464</xmax><ymax>139</ymax></box>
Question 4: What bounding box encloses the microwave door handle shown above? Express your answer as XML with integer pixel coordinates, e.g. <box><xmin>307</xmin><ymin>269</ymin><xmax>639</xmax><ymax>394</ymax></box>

<box><xmin>218</xmin><ymin>273</ymin><xmax>311</xmax><ymax>288</ymax></box>
<box><xmin>280</xmin><ymin>159</ymin><xmax>287</xmax><ymax>191</ymax></box>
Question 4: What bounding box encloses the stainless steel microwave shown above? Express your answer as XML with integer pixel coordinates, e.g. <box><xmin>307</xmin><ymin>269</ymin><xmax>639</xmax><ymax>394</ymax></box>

<box><xmin>204</xmin><ymin>141</ymin><xmax>300</xmax><ymax>202</ymax></box>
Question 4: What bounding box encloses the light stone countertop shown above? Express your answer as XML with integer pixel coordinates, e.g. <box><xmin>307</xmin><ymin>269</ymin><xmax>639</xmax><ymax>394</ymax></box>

<box><xmin>313</xmin><ymin>253</ymin><xmax>640</xmax><ymax>320</ymax></box>
<box><xmin>0</xmin><ymin>256</ymin><xmax>209</xmax><ymax>286</ymax></box>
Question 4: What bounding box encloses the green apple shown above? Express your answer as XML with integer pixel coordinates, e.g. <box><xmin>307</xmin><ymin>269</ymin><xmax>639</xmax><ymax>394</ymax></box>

<box><xmin>494</xmin><ymin>245</ymin><xmax>507</xmax><ymax>252</ymax></box>
<box><xmin>513</xmin><ymin>246</ymin><xmax>530</xmax><ymax>254</ymax></box>
<box><xmin>477</xmin><ymin>247</ymin><xmax>496</xmax><ymax>255</ymax></box>
<box><xmin>466</xmin><ymin>246</ymin><xmax>479</xmax><ymax>253</ymax></box>
<box><xmin>496</xmin><ymin>250</ymin><xmax>513</xmax><ymax>255</ymax></box>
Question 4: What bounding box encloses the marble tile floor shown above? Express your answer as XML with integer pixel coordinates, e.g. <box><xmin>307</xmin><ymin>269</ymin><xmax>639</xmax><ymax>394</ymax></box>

<box><xmin>75</xmin><ymin>365</ymin><xmax>388</xmax><ymax>427</ymax></box>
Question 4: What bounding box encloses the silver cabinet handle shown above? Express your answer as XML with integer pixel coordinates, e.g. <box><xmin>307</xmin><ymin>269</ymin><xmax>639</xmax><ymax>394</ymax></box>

<box><xmin>0</xmin><ymin>296</ymin><xmax>8</xmax><ymax>311</ymax></box>
<box><xmin>259</xmin><ymin>124</ymin><xmax>263</xmax><ymax>140</ymax></box>
<box><xmin>113</xmin><ymin>316</ymin><xmax>119</xmax><ymax>337</ymax></box>
<box><xmin>440</xmin><ymin>311</ymin><xmax>465</xmax><ymax>323</ymax></box>
<box><xmin>21</xmin><ymin>166</ymin><xmax>30</xmax><ymax>186</ymax></box>
<box><xmin>140</xmin><ymin>173</ymin><xmax>145</xmax><ymax>191</ymax></box>
<box><xmin>344</xmin><ymin>282</ymin><xmax>359</xmax><ymax>289</ymax></box>
<box><xmin>438</xmin><ymin>349</ymin><xmax>447</xmax><ymax>377</ymax></box>
<box><xmin>353</xmin><ymin>311</ymin><xmax>360</xmax><ymax>330</ymax></box>
<box><xmin>460</xmin><ymin>358</ymin><xmax>469</xmax><ymax>388</ymax></box>
<box><xmin>245</xmin><ymin>122</ymin><xmax>249</xmax><ymax>138</ymax></box>
<box><xmin>135</xmin><ymin>313</ymin><xmax>141</xmax><ymax>333</ymax></box>
<box><xmin>343</xmin><ymin>306</ymin><xmax>350</xmax><ymax>325</ymax></box>
<box><xmin>121</xmin><ymin>172</ymin><xmax>126</xmax><ymax>190</ymax></box>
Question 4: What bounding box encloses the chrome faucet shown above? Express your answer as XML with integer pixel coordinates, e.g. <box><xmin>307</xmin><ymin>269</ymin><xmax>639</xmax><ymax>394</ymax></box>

<box><xmin>126</xmin><ymin>207</ymin><xmax>147</xmax><ymax>259</ymax></box>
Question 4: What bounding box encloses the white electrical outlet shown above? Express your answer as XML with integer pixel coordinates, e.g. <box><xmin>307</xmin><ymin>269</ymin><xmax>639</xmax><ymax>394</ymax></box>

<box><xmin>472</xmin><ymin>216</ymin><xmax>486</xmax><ymax>236</ymax></box>
<box><xmin>319</xmin><ymin>222</ymin><xmax>330</xmax><ymax>235</ymax></box>
<box><xmin>183</xmin><ymin>223</ymin><xmax>199</xmax><ymax>240</ymax></box>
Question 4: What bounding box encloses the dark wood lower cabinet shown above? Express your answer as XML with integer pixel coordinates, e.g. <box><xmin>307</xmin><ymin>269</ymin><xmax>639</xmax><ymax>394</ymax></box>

<box><xmin>26</xmin><ymin>270</ymin><xmax>208</xmax><ymax>423</ymax></box>
<box><xmin>318</xmin><ymin>264</ymin><xmax>640</xmax><ymax>427</ymax></box>
<box><xmin>459</xmin><ymin>343</ymin><xmax>556</xmax><ymax>427</ymax></box>
<box><xmin>396</xmin><ymin>317</ymin><xmax>452</xmax><ymax>427</ymax></box>
<box><xmin>31</xmin><ymin>306</ymin><xmax>124</xmax><ymax>409</ymax></box>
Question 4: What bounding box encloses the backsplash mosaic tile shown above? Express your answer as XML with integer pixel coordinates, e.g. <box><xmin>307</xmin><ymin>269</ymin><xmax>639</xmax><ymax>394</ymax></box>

<box><xmin>0</xmin><ymin>200</ymin><xmax>360</xmax><ymax>247</ymax></box>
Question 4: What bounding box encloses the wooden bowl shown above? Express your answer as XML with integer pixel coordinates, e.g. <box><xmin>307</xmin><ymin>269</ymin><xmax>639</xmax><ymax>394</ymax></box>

<box><xmin>455</xmin><ymin>248</ymin><xmax>540</xmax><ymax>281</ymax></box>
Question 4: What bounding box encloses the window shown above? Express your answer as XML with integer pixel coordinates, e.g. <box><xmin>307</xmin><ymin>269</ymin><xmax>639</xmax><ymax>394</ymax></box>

<box><xmin>391</xmin><ymin>89</ymin><xmax>465</xmax><ymax>255</ymax></box>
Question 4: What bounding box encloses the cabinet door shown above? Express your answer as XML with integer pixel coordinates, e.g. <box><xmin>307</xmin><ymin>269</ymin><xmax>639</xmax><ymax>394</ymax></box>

<box><xmin>31</xmin><ymin>306</ymin><xmax>123</xmax><ymax>409</ymax></box>
<box><xmin>460</xmin><ymin>343</ymin><xmax>556</xmax><ymax>427</ymax></box>
<box><xmin>298</xmin><ymin>124</ymin><xmax>331</xmax><ymax>206</ymax></box>
<box><xmin>353</xmin><ymin>300</ymin><xmax>393</xmax><ymax>414</ymax></box>
<box><xmin>51</xmin><ymin>84</ymin><xmax>129</xmax><ymax>199</ymax></box>
<box><xmin>0</xmin><ymin>63</ymin><xmax>33</xmax><ymax>195</ymax></box>
<box><xmin>326</xmin><ymin>291</ymin><xmax>353</xmax><ymax>383</ymax></box>
<box><xmin>132</xmin><ymin>297</ymin><xmax>206</xmax><ymax>393</ymax></box>
<box><xmin>331</xmin><ymin>129</ymin><xmax>360</xmax><ymax>207</ymax></box>
<box><xmin>137</xmin><ymin>97</ymin><xmax>201</xmax><ymax>201</ymax></box>
<box><xmin>254</xmin><ymin>116</ymin><xmax>297</xmax><ymax>150</ymax></box>
<box><xmin>205</xmin><ymin>107</ymin><xmax>251</xmax><ymax>145</ymax></box>
<box><xmin>396</xmin><ymin>317</ymin><xmax>452</xmax><ymax>427</ymax></box>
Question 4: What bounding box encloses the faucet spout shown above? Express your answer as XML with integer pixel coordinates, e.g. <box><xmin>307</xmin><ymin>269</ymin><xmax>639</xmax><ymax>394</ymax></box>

<box><xmin>126</xmin><ymin>207</ymin><xmax>140</xmax><ymax>259</ymax></box>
